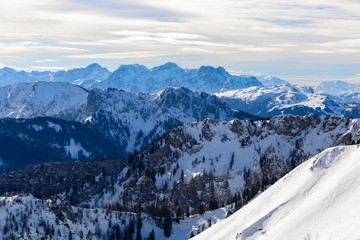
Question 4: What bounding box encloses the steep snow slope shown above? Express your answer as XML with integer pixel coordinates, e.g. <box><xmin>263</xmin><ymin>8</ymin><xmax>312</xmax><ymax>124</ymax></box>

<box><xmin>194</xmin><ymin>145</ymin><xmax>360</xmax><ymax>240</ymax></box>
<box><xmin>0</xmin><ymin>82</ymin><xmax>88</xmax><ymax>118</ymax></box>
<box><xmin>217</xmin><ymin>85</ymin><xmax>350</xmax><ymax>117</ymax></box>
<box><xmin>93</xmin><ymin>63</ymin><xmax>263</xmax><ymax>93</ymax></box>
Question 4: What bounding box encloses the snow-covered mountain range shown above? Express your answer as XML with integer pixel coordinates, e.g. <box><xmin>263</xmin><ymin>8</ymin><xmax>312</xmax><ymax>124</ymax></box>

<box><xmin>1</xmin><ymin>62</ymin><xmax>360</xmax><ymax>239</ymax></box>
<box><xmin>93</xmin><ymin>63</ymin><xmax>264</xmax><ymax>93</ymax></box>
<box><xmin>0</xmin><ymin>82</ymin><xmax>254</xmax><ymax>160</ymax></box>
<box><xmin>0</xmin><ymin>63</ymin><xmax>264</xmax><ymax>92</ymax></box>
<box><xmin>195</xmin><ymin>145</ymin><xmax>360</xmax><ymax>240</ymax></box>
<box><xmin>65</xmin><ymin>87</ymin><xmax>250</xmax><ymax>154</ymax></box>
<box><xmin>0</xmin><ymin>114</ymin><xmax>358</xmax><ymax>239</ymax></box>
<box><xmin>216</xmin><ymin>84</ymin><xmax>360</xmax><ymax>117</ymax></box>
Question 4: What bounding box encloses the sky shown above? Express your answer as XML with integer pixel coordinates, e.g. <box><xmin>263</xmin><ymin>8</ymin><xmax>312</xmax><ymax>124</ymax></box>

<box><xmin>0</xmin><ymin>0</ymin><xmax>360</xmax><ymax>85</ymax></box>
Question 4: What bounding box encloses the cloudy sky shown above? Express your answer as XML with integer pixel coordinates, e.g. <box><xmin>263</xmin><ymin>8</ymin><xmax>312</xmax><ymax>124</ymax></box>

<box><xmin>1</xmin><ymin>0</ymin><xmax>360</xmax><ymax>84</ymax></box>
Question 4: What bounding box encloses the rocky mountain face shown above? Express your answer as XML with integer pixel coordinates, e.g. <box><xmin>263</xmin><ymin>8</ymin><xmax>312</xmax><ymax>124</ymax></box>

<box><xmin>216</xmin><ymin>84</ymin><xmax>360</xmax><ymax>117</ymax></box>
<box><xmin>0</xmin><ymin>82</ymin><xmax>256</xmax><ymax>171</ymax></box>
<box><xmin>0</xmin><ymin>117</ymin><xmax>121</xmax><ymax>173</ymax></box>
<box><xmin>115</xmin><ymin>114</ymin><xmax>359</xmax><ymax>213</ymax></box>
<box><xmin>59</xmin><ymin>86</ymin><xmax>253</xmax><ymax>155</ymax></box>
<box><xmin>93</xmin><ymin>62</ymin><xmax>264</xmax><ymax>93</ymax></box>
<box><xmin>1</xmin><ymin>115</ymin><xmax>358</xmax><ymax>215</ymax></box>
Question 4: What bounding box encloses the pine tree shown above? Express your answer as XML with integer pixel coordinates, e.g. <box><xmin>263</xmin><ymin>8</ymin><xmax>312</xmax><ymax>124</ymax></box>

<box><xmin>136</xmin><ymin>213</ymin><xmax>142</xmax><ymax>240</ymax></box>
<box><xmin>230</xmin><ymin>152</ymin><xmax>235</xmax><ymax>170</ymax></box>
<box><xmin>147</xmin><ymin>229</ymin><xmax>155</xmax><ymax>240</ymax></box>
<box><xmin>163</xmin><ymin>209</ymin><xmax>172</xmax><ymax>237</ymax></box>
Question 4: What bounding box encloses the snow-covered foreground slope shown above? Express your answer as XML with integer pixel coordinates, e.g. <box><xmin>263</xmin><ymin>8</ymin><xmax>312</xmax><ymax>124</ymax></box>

<box><xmin>194</xmin><ymin>145</ymin><xmax>360</xmax><ymax>240</ymax></box>
<box><xmin>216</xmin><ymin>85</ymin><xmax>359</xmax><ymax>117</ymax></box>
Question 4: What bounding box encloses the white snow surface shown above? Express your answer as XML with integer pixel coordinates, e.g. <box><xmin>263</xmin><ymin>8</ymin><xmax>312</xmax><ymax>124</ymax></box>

<box><xmin>194</xmin><ymin>145</ymin><xmax>360</xmax><ymax>240</ymax></box>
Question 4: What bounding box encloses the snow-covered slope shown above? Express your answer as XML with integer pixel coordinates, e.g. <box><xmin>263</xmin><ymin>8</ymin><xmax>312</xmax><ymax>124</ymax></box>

<box><xmin>216</xmin><ymin>85</ymin><xmax>351</xmax><ymax>117</ymax></box>
<box><xmin>0</xmin><ymin>82</ymin><xmax>88</xmax><ymax>118</ymax></box>
<box><xmin>53</xmin><ymin>63</ymin><xmax>111</xmax><ymax>88</ymax></box>
<box><xmin>194</xmin><ymin>145</ymin><xmax>360</xmax><ymax>240</ymax></box>
<box><xmin>93</xmin><ymin>63</ymin><xmax>263</xmax><ymax>93</ymax></box>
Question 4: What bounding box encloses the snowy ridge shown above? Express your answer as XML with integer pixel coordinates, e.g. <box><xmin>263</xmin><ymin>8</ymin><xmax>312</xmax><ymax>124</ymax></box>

<box><xmin>194</xmin><ymin>145</ymin><xmax>360</xmax><ymax>240</ymax></box>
